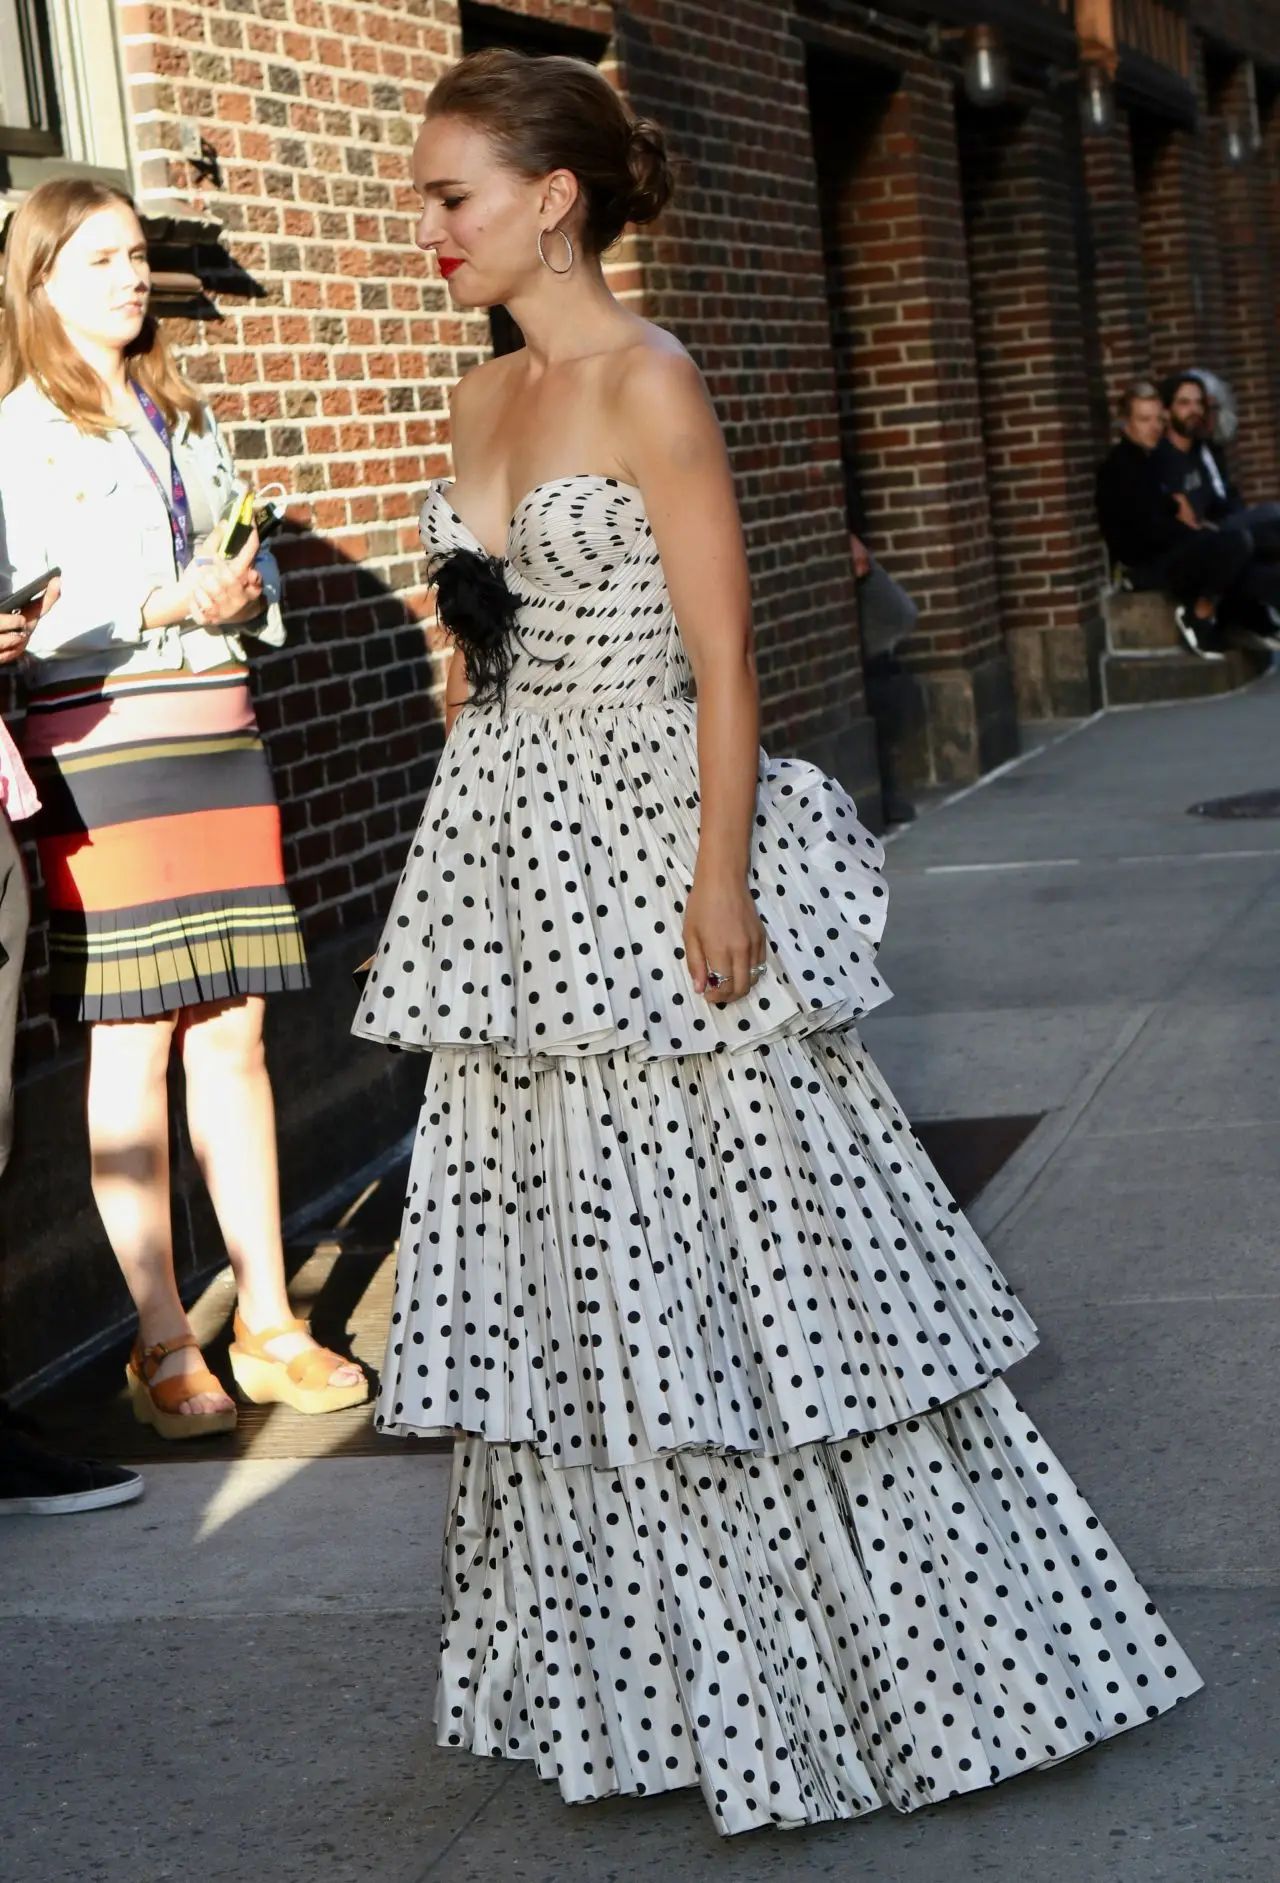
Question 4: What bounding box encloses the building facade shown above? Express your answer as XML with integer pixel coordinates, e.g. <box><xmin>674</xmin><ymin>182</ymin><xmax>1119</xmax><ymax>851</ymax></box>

<box><xmin>2</xmin><ymin>0</ymin><xmax>1278</xmax><ymax>1385</ymax></box>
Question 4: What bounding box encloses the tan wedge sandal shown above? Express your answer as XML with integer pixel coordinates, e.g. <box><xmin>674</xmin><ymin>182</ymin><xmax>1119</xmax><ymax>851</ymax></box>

<box><xmin>228</xmin><ymin>1314</ymin><xmax>369</xmax><ymax>1415</ymax></box>
<box><xmin>126</xmin><ymin>1335</ymin><xmax>238</xmax><ymax>1441</ymax></box>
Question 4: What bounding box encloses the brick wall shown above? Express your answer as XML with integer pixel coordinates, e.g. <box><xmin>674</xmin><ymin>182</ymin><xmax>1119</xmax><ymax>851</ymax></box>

<box><xmin>1207</xmin><ymin>56</ymin><xmax>1280</xmax><ymax>498</ymax></box>
<box><xmin>958</xmin><ymin>96</ymin><xmax>1105</xmax><ymax>721</ymax></box>
<box><xmin>1079</xmin><ymin>105</ymin><xmax>1153</xmax><ymax>415</ymax></box>
<box><xmin>10</xmin><ymin>0</ymin><xmax>1280</xmax><ymax>1389</ymax></box>
<box><xmin>0</xmin><ymin>0</ymin><xmax>479</xmax><ymax>1072</ymax></box>
<box><xmin>5</xmin><ymin>0</ymin><xmax>1280</xmax><ymax>1049</ymax></box>
<box><xmin>810</xmin><ymin>45</ymin><xmax>1015</xmax><ymax>783</ymax></box>
<box><xmin>120</xmin><ymin>0</ymin><xmax>463</xmax><ymax>928</ymax></box>
<box><xmin>614</xmin><ymin>0</ymin><xmax>879</xmax><ymax>802</ymax></box>
<box><xmin>6</xmin><ymin>0</ymin><xmax>885</xmax><ymax>1076</ymax></box>
<box><xmin>1130</xmin><ymin>52</ymin><xmax>1228</xmax><ymax>385</ymax></box>
<box><xmin>1193</xmin><ymin>0</ymin><xmax>1280</xmax><ymax>69</ymax></box>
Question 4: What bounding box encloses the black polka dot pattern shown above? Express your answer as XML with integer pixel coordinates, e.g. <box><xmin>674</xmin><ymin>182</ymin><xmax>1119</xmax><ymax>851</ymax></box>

<box><xmin>352</xmin><ymin>478</ymin><xmax>891</xmax><ymax>1060</ymax></box>
<box><xmin>441</xmin><ymin>1386</ymin><xmax>1199</xmax><ymax>1836</ymax></box>
<box><xmin>378</xmin><ymin>1035</ymin><xmax>1038</xmax><ymax>1456</ymax></box>
<box><xmin>356</xmin><ymin>476</ymin><xmax>1202</xmax><ymax>1835</ymax></box>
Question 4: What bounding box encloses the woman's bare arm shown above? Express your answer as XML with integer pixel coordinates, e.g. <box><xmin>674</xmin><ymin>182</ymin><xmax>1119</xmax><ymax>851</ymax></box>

<box><xmin>613</xmin><ymin>343</ymin><xmax>766</xmax><ymax>1004</ymax></box>
<box><xmin>443</xmin><ymin>647</ymin><xmax>471</xmax><ymax>736</ymax></box>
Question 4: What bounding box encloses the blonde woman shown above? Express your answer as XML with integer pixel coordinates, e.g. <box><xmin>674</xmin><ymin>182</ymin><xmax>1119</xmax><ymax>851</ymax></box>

<box><xmin>0</xmin><ymin>180</ymin><xmax>366</xmax><ymax>1435</ymax></box>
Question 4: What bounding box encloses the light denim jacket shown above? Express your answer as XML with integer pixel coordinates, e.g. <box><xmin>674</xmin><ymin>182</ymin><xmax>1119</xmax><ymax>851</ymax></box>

<box><xmin>0</xmin><ymin>378</ymin><xmax>286</xmax><ymax>690</ymax></box>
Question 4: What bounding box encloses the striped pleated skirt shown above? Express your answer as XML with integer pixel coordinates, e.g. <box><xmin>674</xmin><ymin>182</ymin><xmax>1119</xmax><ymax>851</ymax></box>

<box><xmin>23</xmin><ymin>661</ymin><xmax>308</xmax><ymax>1021</ymax></box>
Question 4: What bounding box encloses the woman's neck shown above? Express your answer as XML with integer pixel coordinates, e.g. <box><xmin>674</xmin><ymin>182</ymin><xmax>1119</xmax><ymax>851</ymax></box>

<box><xmin>68</xmin><ymin>333</ymin><xmax>131</xmax><ymax>405</ymax></box>
<box><xmin>503</xmin><ymin>264</ymin><xmax>631</xmax><ymax>368</ymax></box>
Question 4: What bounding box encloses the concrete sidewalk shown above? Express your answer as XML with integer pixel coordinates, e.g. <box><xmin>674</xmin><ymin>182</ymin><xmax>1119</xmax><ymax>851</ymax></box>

<box><xmin>5</xmin><ymin>683</ymin><xmax>1280</xmax><ymax>1882</ymax></box>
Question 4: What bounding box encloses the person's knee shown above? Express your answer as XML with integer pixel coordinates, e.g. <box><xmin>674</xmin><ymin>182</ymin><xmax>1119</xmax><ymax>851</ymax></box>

<box><xmin>181</xmin><ymin>998</ymin><xmax>267</xmax><ymax>1079</ymax></box>
<box><xmin>1219</xmin><ymin>530</ymin><xmax>1254</xmax><ymax>581</ymax></box>
<box><xmin>89</xmin><ymin>1016</ymin><xmax>179</xmax><ymax>1094</ymax></box>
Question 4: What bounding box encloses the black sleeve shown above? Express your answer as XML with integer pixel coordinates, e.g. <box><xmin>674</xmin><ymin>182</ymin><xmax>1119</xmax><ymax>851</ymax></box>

<box><xmin>1096</xmin><ymin>445</ymin><xmax>1184</xmax><ymax>565</ymax></box>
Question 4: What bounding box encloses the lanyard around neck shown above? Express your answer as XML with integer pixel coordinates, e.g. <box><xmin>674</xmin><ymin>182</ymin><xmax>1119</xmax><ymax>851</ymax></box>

<box><xmin>127</xmin><ymin>382</ymin><xmax>195</xmax><ymax>572</ymax></box>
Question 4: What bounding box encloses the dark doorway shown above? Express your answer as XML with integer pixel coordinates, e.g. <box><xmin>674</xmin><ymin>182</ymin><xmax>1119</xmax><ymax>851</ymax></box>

<box><xmin>806</xmin><ymin>47</ymin><xmax>925</xmax><ymax>823</ymax></box>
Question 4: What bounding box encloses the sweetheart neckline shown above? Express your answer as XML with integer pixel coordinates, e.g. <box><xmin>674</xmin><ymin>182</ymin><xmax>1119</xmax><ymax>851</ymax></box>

<box><xmin>433</xmin><ymin>473</ymin><xmax>644</xmax><ymax>561</ymax></box>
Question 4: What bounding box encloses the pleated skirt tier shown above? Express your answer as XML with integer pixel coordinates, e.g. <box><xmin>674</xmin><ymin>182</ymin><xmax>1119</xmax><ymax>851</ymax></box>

<box><xmin>24</xmin><ymin>662</ymin><xmax>308</xmax><ymax>1020</ymax></box>
<box><xmin>361</xmin><ymin>697</ymin><xmax>1199</xmax><ymax>1836</ymax></box>
<box><xmin>377</xmin><ymin>1032</ymin><xmax>1200</xmax><ymax>1837</ymax></box>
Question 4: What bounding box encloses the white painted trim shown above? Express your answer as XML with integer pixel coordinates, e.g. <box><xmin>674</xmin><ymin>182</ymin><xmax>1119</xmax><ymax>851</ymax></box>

<box><xmin>43</xmin><ymin>0</ymin><xmax>130</xmax><ymax>173</ymax></box>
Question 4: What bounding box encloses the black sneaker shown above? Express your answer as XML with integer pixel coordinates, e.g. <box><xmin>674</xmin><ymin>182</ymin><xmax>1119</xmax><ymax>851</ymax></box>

<box><xmin>1173</xmin><ymin>605</ymin><xmax>1226</xmax><ymax>661</ymax></box>
<box><xmin>0</xmin><ymin>1409</ymin><xmax>144</xmax><ymax>1516</ymax></box>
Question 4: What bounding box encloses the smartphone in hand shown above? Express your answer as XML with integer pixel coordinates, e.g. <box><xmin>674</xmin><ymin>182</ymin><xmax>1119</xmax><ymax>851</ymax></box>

<box><xmin>0</xmin><ymin>567</ymin><xmax>60</xmax><ymax>614</ymax></box>
<box><xmin>216</xmin><ymin>492</ymin><xmax>257</xmax><ymax>560</ymax></box>
<box><xmin>216</xmin><ymin>485</ymin><xmax>288</xmax><ymax>560</ymax></box>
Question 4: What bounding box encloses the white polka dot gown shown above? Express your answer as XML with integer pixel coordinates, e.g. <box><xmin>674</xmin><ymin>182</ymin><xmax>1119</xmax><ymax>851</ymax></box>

<box><xmin>354</xmin><ymin>477</ymin><xmax>1200</xmax><ymax>1836</ymax></box>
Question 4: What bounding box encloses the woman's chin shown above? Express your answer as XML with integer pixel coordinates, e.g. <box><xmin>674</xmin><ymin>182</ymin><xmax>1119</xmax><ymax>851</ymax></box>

<box><xmin>446</xmin><ymin>280</ymin><xmax>492</xmax><ymax>312</ymax></box>
<box><xmin>110</xmin><ymin>312</ymin><xmax>147</xmax><ymax>347</ymax></box>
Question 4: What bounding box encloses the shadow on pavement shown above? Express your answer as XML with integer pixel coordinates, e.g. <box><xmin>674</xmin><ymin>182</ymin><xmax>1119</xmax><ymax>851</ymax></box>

<box><xmin>23</xmin><ymin>1112</ymin><xmax>1042</xmax><ymax>1465</ymax></box>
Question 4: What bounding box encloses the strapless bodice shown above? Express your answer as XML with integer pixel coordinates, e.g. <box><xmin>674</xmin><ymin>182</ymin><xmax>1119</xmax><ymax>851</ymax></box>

<box><xmin>421</xmin><ymin>475</ymin><xmax>693</xmax><ymax>710</ymax></box>
<box><xmin>356</xmin><ymin>474</ymin><xmax>892</xmax><ymax>1061</ymax></box>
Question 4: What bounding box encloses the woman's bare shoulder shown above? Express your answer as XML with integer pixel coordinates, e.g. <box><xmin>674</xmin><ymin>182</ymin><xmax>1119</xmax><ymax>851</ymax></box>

<box><xmin>606</xmin><ymin>324</ymin><xmax>706</xmax><ymax>415</ymax></box>
<box><xmin>447</xmin><ymin>353</ymin><xmax>522</xmax><ymax>472</ymax></box>
<box><xmin>450</xmin><ymin>351</ymin><xmax>519</xmax><ymax>415</ymax></box>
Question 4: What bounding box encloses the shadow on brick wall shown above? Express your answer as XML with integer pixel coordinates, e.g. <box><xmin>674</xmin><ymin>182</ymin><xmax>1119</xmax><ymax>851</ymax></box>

<box><xmin>0</xmin><ymin>526</ymin><xmax>441</xmax><ymax>1398</ymax></box>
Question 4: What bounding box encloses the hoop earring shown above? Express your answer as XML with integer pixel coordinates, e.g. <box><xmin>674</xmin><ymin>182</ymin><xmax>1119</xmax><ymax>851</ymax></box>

<box><xmin>537</xmin><ymin>227</ymin><xmax>574</xmax><ymax>276</ymax></box>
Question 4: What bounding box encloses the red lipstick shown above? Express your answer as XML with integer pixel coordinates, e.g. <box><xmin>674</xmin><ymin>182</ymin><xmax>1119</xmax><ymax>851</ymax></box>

<box><xmin>438</xmin><ymin>257</ymin><xmax>464</xmax><ymax>279</ymax></box>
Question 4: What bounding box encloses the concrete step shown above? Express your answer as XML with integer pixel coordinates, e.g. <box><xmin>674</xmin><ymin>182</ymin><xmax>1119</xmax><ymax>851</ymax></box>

<box><xmin>1101</xmin><ymin>644</ymin><xmax>1262</xmax><ymax>706</ymax></box>
<box><xmin>1105</xmin><ymin>588</ymin><xmax>1184</xmax><ymax>652</ymax></box>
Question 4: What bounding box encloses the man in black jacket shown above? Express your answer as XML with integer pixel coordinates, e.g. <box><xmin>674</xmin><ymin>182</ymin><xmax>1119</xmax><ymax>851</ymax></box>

<box><xmin>1155</xmin><ymin>374</ymin><xmax>1280</xmax><ymax>646</ymax></box>
<box><xmin>1161</xmin><ymin>372</ymin><xmax>1280</xmax><ymax>551</ymax></box>
<box><xmin>1096</xmin><ymin>381</ymin><xmax>1252</xmax><ymax>660</ymax></box>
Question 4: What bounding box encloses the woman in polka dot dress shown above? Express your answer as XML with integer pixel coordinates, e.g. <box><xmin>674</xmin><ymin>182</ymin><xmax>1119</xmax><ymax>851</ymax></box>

<box><xmin>354</xmin><ymin>48</ymin><xmax>1200</xmax><ymax>1837</ymax></box>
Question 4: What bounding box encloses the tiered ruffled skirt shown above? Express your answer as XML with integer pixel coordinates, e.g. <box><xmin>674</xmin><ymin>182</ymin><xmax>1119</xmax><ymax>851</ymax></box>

<box><xmin>356</xmin><ymin>699</ymin><xmax>1200</xmax><ymax>1836</ymax></box>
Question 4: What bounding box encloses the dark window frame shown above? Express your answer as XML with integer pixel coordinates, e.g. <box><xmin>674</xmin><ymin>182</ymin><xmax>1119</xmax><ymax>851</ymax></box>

<box><xmin>0</xmin><ymin>0</ymin><xmax>63</xmax><ymax>157</ymax></box>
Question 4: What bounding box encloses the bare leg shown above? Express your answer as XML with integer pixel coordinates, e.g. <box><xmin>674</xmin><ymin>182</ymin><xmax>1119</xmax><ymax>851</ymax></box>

<box><xmin>87</xmin><ymin>1015</ymin><xmax>232</xmax><ymax>1416</ymax></box>
<box><xmin>179</xmin><ymin>996</ymin><xmax>361</xmax><ymax>1387</ymax></box>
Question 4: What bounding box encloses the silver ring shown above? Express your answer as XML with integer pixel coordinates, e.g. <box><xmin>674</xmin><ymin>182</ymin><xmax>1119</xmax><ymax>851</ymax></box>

<box><xmin>706</xmin><ymin>969</ymin><xmax>728</xmax><ymax>990</ymax></box>
<box><xmin>750</xmin><ymin>963</ymin><xmax>766</xmax><ymax>982</ymax></box>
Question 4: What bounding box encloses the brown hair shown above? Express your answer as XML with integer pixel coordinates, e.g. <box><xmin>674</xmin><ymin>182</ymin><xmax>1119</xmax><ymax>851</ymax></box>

<box><xmin>0</xmin><ymin>178</ymin><xmax>204</xmax><ymax>436</ymax></box>
<box><xmin>426</xmin><ymin>48</ymin><xmax>674</xmax><ymax>254</ymax></box>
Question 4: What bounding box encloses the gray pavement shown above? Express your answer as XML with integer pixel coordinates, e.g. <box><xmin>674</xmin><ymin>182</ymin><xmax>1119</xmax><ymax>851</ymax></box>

<box><xmin>5</xmin><ymin>682</ymin><xmax>1280</xmax><ymax>1880</ymax></box>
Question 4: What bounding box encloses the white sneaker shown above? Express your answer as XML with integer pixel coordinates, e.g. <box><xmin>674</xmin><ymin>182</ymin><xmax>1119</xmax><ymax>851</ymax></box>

<box><xmin>1173</xmin><ymin>606</ymin><xmax>1226</xmax><ymax>661</ymax></box>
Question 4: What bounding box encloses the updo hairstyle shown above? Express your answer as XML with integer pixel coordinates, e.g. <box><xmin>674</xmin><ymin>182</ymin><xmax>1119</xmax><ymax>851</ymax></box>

<box><xmin>425</xmin><ymin>48</ymin><xmax>674</xmax><ymax>253</ymax></box>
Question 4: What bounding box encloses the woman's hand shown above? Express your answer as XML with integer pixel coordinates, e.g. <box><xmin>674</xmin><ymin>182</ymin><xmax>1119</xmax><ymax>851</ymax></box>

<box><xmin>0</xmin><ymin>613</ymin><xmax>28</xmax><ymax>667</ymax></box>
<box><xmin>181</xmin><ymin>530</ymin><xmax>263</xmax><ymax>626</ymax></box>
<box><xmin>0</xmin><ymin>576</ymin><xmax>62</xmax><ymax>665</ymax></box>
<box><xmin>144</xmin><ymin>532</ymin><xmax>263</xmax><ymax>631</ymax></box>
<box><xmin>684</xmin><ymin>868</ymin><xmax>767</xmax><ymax>1005</ymax></box>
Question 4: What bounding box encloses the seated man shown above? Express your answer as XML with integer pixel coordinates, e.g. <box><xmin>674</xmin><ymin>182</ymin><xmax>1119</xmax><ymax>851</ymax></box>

<box><xmin>1158</xmin><ymin>374</ymin><xmax>1280</xmax><ymax>644</ymax></box>
<box><xmin>1097</xmin><ymin>380</ymin><xmax>1251</xmax><ymax>661</ymax></box>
